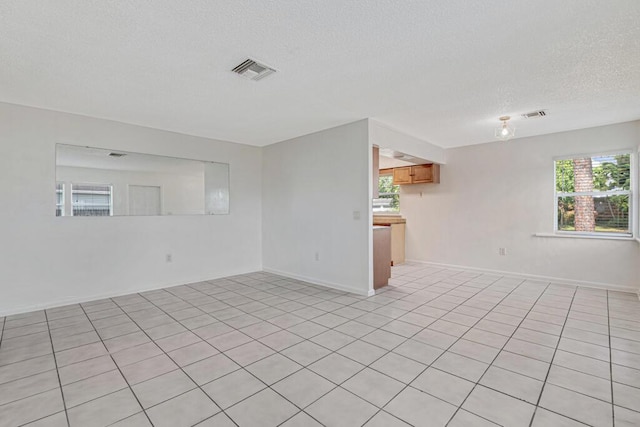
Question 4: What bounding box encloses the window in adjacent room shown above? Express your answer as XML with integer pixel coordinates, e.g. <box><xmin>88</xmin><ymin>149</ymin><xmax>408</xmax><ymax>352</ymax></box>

<box><xmin>71</xmin><ymin>183</ymin><xmax>113</xmax><ymax>216</ymax></box>
<box><xmin>555</xmin><ymin>152</ymin><xmax>632</xmax><ymax>236</ymax></box>
<box><xmin>373</xmin><ymin>169</ymin><xmax>400</xmax><ymax>213</ymax></box>
<box><xmin>56</xmin><ymin>182</ymin><xmax>64</xmax><ymax>217</ymax></box>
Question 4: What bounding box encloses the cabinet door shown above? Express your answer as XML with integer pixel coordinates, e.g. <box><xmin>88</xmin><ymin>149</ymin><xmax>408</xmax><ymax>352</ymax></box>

<box><xmin>393</xmin><ymin>167</ymin><xmax>412</xmax><ymax>185</ymax></box>
<box><xmin>411</xmin><ymin>164</ymin><xmax>433</xmax><ymax>183</ymax></box>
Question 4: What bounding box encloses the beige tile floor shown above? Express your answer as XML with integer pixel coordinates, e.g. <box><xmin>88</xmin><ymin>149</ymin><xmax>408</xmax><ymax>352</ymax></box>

<box><xmin>0</xmin><ymin>263</ymin><xmax>639</xmax><ymax>426</ymax></box>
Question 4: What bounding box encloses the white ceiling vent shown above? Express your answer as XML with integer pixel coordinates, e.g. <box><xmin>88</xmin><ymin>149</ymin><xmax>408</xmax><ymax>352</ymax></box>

<box><xmin>521</xmin><ymin>110</ymin><xmax>547</xmax><ymax>119</ymax></box>
<box><xmin>231</xmin><ymin>58</ymin><xmax>276</xmax><ymax>81</ymax></box>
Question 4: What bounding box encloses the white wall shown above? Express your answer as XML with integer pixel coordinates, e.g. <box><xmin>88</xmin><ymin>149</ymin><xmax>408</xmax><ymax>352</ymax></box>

<box><xmin>262</xmin><ymin>120</ymin><xmax>372</xmax><ymax>295</ymax></box>
<box><xmin>400</xmin><ymin>121</ymin><xmax>640</xmax><ymax>291</ymax></box>
<box><xmin>57</xmin><ymin>166</ymin><xmax>205</xmax><ymax>216</ymax></box>
<box><xmin>0</xmin><ymin>103</ymin><xmax>262</xmax><ymax>316</ymax></box>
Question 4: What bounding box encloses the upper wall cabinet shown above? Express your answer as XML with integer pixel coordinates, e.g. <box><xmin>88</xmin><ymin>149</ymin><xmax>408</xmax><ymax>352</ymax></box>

<box><xmin>392</xmin><ymin>164</ymin><xmax>440</xmax><ymax>185</ymax></box>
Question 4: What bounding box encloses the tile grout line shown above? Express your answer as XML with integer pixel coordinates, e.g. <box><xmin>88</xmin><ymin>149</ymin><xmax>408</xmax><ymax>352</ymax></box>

<box><xmin>109</xmin><ymin>293</ymin><xmax>242</xmax><ymax>427</ymax></box>
<box><xmin>438</xmin><ymin>278</ymin><xmax>550</xmax><ymax>426</ymax></box>
<box><xmin>44</xmin><ymin>310</ymin><xmax>71</xmax><ymax>427</ymax></box>
<box><xmin>361</xmin><ymin>274</ymin><xmax>530</xmax><ymax>426</ymax></box>
<box><xmin>123</xmin><ymin>270</ymin><xmax>488</xmax><ymax>426</ymax></box>
<box><xmin>607</xmin><ymin>290</ymin><xmax>616</xmax><ymax>427</ymax></box>
<box><xmin>75</xmin><ymin>303</ymin><xmax>157</xmax><ymax>427</ymax></box>
<box><xmin>3</xmin><ymin>267</ymin><xmax>636</xmax><ymax>427</ymax></box>
<box><xmin>527</xmin><ymin>284</ymin><xmax>578</xmax><ymax>427</ymax></box>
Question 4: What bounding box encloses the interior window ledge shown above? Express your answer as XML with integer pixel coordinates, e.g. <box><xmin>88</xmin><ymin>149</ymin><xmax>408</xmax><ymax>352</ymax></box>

<box><xmin>534</xmin><ymin>232</ymin><xmax>636</xmax><ymax>242</ymax></box>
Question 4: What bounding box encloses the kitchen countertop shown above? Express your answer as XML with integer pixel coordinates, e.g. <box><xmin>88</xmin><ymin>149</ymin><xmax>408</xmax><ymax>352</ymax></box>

<box><xmin>373</xmin><ymin>215</ymin><xmax>406</xmax><ymax>225</ymax></box>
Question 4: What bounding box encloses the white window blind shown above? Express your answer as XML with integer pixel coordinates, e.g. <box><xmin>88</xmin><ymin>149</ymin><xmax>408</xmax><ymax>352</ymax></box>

<box><xmin>71</xmin><ymin>184</ymin><xmax>113</xmax><ymax>216</ymax></box>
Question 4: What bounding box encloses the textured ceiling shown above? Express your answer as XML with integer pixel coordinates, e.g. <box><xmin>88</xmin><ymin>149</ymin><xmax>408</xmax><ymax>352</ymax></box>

<box><xmin>1</xmin><ymin>0</ymin><xmax>639</xmax><ymax>148</ymax></box>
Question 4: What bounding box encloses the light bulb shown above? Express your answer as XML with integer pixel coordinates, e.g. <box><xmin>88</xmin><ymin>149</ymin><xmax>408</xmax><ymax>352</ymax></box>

<box><xmin>501</xmin><ymin>126</ymin><xmax>509</xmax><ymax>136</ymax></box>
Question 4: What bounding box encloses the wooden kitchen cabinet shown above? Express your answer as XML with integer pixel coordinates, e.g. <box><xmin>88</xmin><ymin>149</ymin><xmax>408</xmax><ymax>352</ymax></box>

<box><xmin>392</xmin><ymin>164</ymin><xmax>440</xmax><ymax>185</ymax></box>
<box><xmin>392</xmin><ymin>167</ymin><xmax>412</xmax><ymax>185</ymax></box>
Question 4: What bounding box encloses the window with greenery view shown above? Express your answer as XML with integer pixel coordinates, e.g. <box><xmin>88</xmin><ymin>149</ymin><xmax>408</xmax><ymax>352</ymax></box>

<box><xmin>373</xmin><ymin>174</ymin><xmax>400</xmax><ymax>212</ymax></box>
<box><xmin>555</xmin><ymin>153</ymin><xmax>631</xmax><ymax>235</ymax></box>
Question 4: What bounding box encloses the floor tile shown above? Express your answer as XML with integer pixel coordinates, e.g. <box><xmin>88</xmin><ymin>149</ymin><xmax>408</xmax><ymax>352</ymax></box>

<box><xmin>370</xmin><ymin>352</ymin><xmax>425</xmax><ymax>384</ymax></box>
<box><xmin>447</xmin><ymin>409</ymin><xmax>500</xmax><ymax>426</ymax></box>
<box><xmin>110</xmin><ymin>412</ymin><xmax>152</xmax><ymax>426</ymax></box>
<box><xmin>286</xmin><ymin>321</ymin><xmax>328</xmax><ymax>339</ymax></box>
<box><xmin>539</xmin><ymin>383</ymin><xmax>613</xmax><ymax>427</ymax></box>
<box><xmin>202</xmin><ymin>369</ymin><xmax>265</xmax><ymax>409</ymax></box>
<box><xmin>306</xmin><ymin>387</ymin><xmax>378</xmax><ymax>427</ymax></box>
<box><xmin>0</xmin><ymin>387</ymin><xmax>64</xmax><ymax>427</ymax></box>
<box><xmin>385</xmin><ymin>386</ymin><xmax>457</xmax><ymax>427</ymax></box>
<box><xmin>363</xmin><ymin>411</ymin><xmax>411</xmax><ymax>427</ymax></box>
<box><xmin>146</xmin><ymin>388</ymin><xmax>220</xmax><ymax>427</ymax></box>
<box><xmin>432</xmin><ymin>351</ymin><xmax>489</xmax><ymax>382</ymax></box>
<box><xmin>272</xmin><ymin>368</ymin><xmax>335</xmax><ymax>408</ymax></box>
<box><xmin>554</xmin><ymin>349</ymin><xmax>611</xmax><ymax>379</ymax></box>
<box><xmin>479</xmin><ymin>365</ymin><xmax>544</xmax><ymax>404</ymax></box>
<box><xmin>226</xmin><ymin>388</ymin><xmax>299</xmax><ymax>427</ymax></box>
<box><xmin>337</xmin><ymin>340</ymin><xmax>388</xmax><ymax>365</ymax></box>
<box><xmin>131</xmin><ymin>369</ymin><xmax>196</xmax><ymax>409</ymax></box>
<box><xmin>530</xmin><ymin>408</ymin><xmax>586</xmax><ymax>426</ymax></box>
<box><xmin>55</xmin><ymin>342</ymin><xmax>108</xmax><ymax>367</ymax></box>
<box><xmin>22</xmin><ymin>411</ymin><xmax>69</xmax><ymax>427</ymax></box>
<box><xmin>492</xmin><ymin>350</ymin><xmax>549</xmax><ymax>381</ymax></box>
<box><xmin>411</xmin><ymin>367</ymin><xmax>475</xmax><ymax>406</ymax></box>
<box><xmin>462</xmin><ymin>385</ymin><xmax>535</xmax><ymax>427</ymax></box>
<box><xmin>309</xmin><ymin>353</ymin><xmax>364</xmax><ymax>384</ymax></box>
<box><xmin>67</xmin><ymin>388</ymin><xmax>141</xmax><ymax>427</ymax></box>
<box><xmin>613</xmin><ymin>381</ymin><xmax>640</xmax><ymax>412</ymax></box>
<box><xmin>207</xmin><ymin>330</ymin><xmax>252</xmax><ymax>352</ymax></box>
<box><xmin>361</xmin><ymin>330</ymin><xmax>405</xmax><ymax>350</ymax></box>
<box><xmin>281</xmin><ymin>341</ymin><xmax>331</xmax><ymax>366</ymax></box>
<box><xmin>547</xmin><ymin>364</ymin><xmax>612</xmax><ymax>402</ymax></box>
<box><xmin>258</xmin><ymin>330</ymin><xmax>304</xmax><ymax>351</ymax></box>
<box><xmin>342</xmin><ymin>367</ymin><xmax>404</xmax><ymax>407</ymax></box>
<box><xmin>614</xmin><ymin>405</ymin><xmax>640</xmax><ymax>427</ymax></box>
<box><xmin>309</xmin><ymin>330</ymin><xmax>355</xmax><ymax>350</ymax></box>
<box><xmin>120</xmin><ymin>354</ymin><xmax>178</xmax><ymax>385</ymax></box>
<box><xmin>63</xmin><ymin>369</ymin><xmax>128</xmax><ymax>407</ymax></box>
<box><xmin>224</xmin><ymin>340</ymin><xmax>274</xmax><ymax>366</ymax></box>
<box><xmin>246</xmin><ymin>353</ymin><xmax>302</xmax><ymax>385</ymax></box>
<box><xmin>168</xmin><ymin>341</ymin><xmax>219</xmax><ymax>367</ymax></box>
<box><xmin>195</xmin><ymin>412</ymin><xmax>236</xmax><ymax>427</ymax></box>
<box><xmin>183</xmin><ymin>353</ymin><xmax>240</xmax><ymax>385</ymax></box>
<box><xmin>392</xmin><ymin>339</ymin><xmax>443</xmax><ymax>365</ymax></box>
<box><xmin>0</xmin><ymin>369</ymin><xmax>59</xmax><ymax>406</ymax></box>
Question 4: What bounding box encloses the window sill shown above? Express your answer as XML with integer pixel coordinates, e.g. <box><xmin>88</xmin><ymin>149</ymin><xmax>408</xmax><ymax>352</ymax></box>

<box><xmin>534</xmin><ymin>232</ymin><xmax>636</xmax><ymax>241</ymax></box>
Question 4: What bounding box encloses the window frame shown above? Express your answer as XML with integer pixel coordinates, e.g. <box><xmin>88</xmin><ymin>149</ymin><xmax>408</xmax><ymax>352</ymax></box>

<box><xmin>55</xmin><ymin>182</ymin><xmax>65</xmax><ymax>217</ymax></box>
<box><xmin>553</xmin><ymin>150</ymin><xmax>636</xmax><ymax>238</ymax></box>
<box><xmin>374</xmin><ymin>169</ymin><xmax>401</xmax><ymax>213</ymax></box>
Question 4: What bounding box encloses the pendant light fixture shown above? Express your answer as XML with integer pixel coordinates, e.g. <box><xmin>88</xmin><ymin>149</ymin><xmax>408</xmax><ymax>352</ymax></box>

<box><xmin>495</xmin><ymin>116</ymin><xmax>515</xmax><ymax>141</ymax></box>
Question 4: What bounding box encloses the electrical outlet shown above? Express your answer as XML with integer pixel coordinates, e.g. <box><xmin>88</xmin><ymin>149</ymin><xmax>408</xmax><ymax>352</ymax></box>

<box><xmin>166</xmin><ymin>254</ymin><xmax>173</xmax><ymax>262</ymax></box>
<box><xmin>353</xmin><ymin>211</ymin><xmax>361</xmax><ymax>220</ymax></box>
<box><xmin>315</xmin><ymin>252</ymin><xmax>320</xmax><ymax>261</ymax></box>
<box><xmin>498</xmin><ymin>248</ymin><xmax>507</xmax><ymax>256</ymax></box>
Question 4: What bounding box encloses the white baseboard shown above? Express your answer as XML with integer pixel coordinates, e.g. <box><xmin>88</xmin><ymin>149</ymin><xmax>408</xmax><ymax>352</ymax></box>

<box><xmin>406</xmin><ymin>259</ymin><xmax>640</xmax><ymax>295</ymax></box>
<box><xmin>262</xmin><ymin>268</ymin><xmax>371</xmax><ymax>296</ymax></box>
<box><xmin>0</xmin><ymin>268</ymin><xmax>259</xmax><ymax>318</ymax></box>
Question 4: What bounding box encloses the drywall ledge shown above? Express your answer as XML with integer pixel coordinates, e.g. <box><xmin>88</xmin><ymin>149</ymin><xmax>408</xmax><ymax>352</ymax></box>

<box><xmin>263</xmin><ymin>268</ymin><xmax>373</xmax><ymax>297</ymax></box>
<box><xmin>405</xmin><ymin>259</ymin><xmax>639</xmax><ymax>294</ymax></box>
<box><xmin>534</xmin><ymin>232</ymin><xmax>636</xmax><ymax>241</ymax></box>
